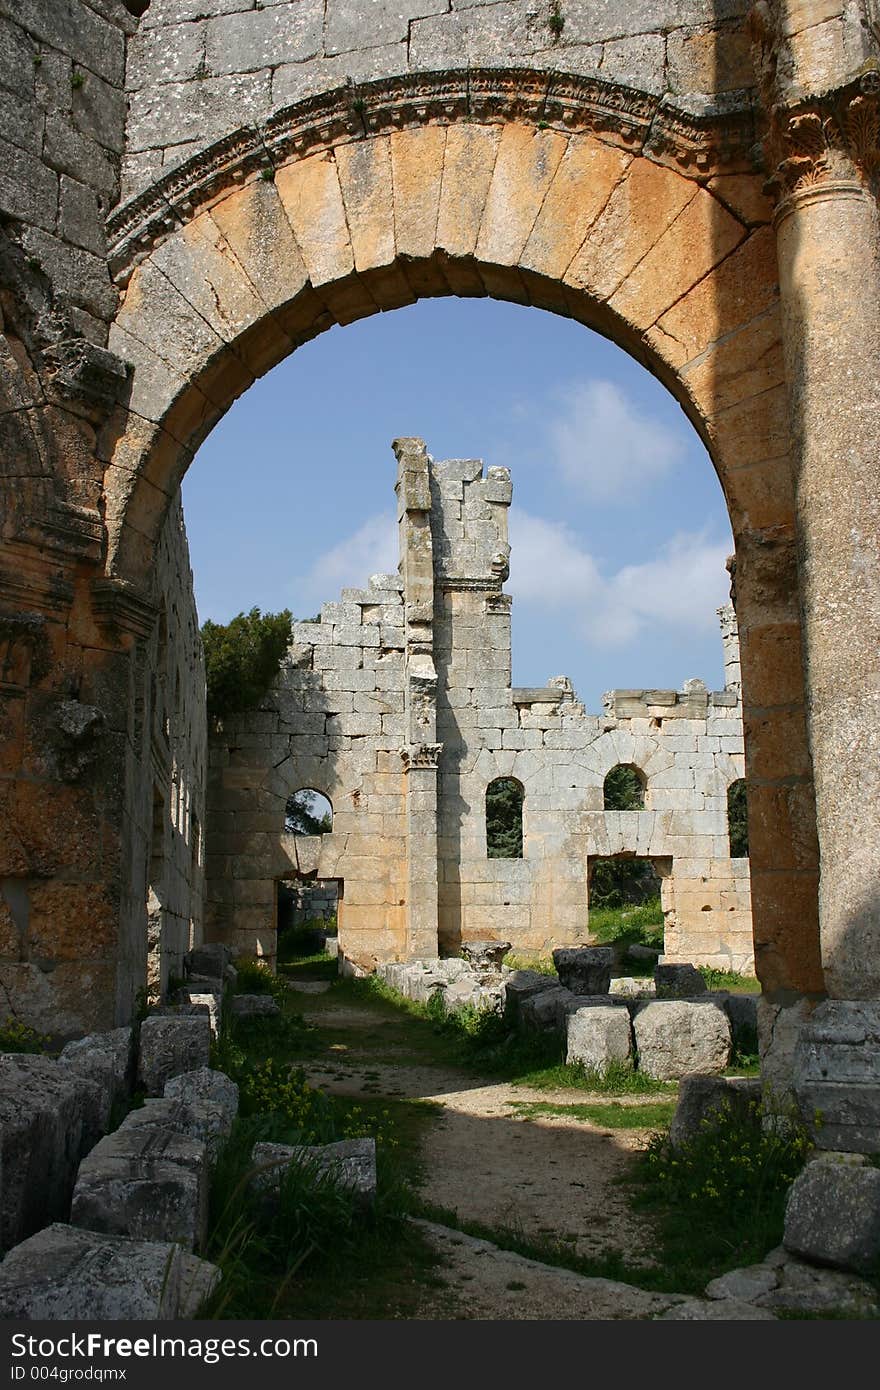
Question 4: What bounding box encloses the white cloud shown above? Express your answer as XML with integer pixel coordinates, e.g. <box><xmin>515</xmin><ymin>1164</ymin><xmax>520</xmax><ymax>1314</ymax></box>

<box><xmin>509</xmin><ymin>506</ymin><xmax>730</xmax><ymax>650</ymax></box>
<box><xmin>293</xmin><ymin>511</ymin><xmax>398</xmax><ymax>606</ymax></box>
<box><xmin>549</xmin><ymin>379</ymin><xmax>686</xmax><ymax>503</ymax></box>
<box><xmin>507</xmin><ymin>509</ymin><xmax>602</xmax><ymax>606</ymax></box>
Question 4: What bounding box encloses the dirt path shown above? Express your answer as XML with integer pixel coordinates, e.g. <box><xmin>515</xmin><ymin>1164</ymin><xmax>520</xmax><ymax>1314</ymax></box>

<box><xmin>291</xmin><ymin>983</ymin><xmax>676</xmax><ymax>1316</ymax></box>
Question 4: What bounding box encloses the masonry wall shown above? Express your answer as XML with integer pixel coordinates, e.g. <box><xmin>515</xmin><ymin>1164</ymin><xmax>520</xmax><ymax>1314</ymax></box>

<box><xmin>206</xmin><ymin>442</ymin><xmax>753</xmax><ymax>975</ymax></box>
<box><xmin>120</xmin><ymin>0</ymin><xmax>764</xmax><ymax>204</ymax></box>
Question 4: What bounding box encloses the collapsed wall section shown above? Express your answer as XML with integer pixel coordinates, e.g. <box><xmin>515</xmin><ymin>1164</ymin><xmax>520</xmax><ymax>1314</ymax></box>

<box><xmin>205</xmin><ymin>440</ymin><xmax>753</xmax><ymax>975</ymax></box>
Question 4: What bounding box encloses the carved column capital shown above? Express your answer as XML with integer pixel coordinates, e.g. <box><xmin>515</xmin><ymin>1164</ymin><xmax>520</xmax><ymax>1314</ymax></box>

<box><xmin>765</xmin><ymin>76</ymin><xmax>880</xmax><ymax>211</ymax></box>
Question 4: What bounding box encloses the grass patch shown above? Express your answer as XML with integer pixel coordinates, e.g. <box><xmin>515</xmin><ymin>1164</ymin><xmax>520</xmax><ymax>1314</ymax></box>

<box><xmin>588</xmin><ymin>900</ymin><xmax>664</xmax><ymax>949</ymax></box>
<box><xmin>502</xmin><ymin>951</ymin><xmax>557</xmax><ymax>974</ymax></box>
<box><xmin>202</xmin><ymin>963</ymin><xmax>443</xmax><ymax>1318</ymax></box>
<box><xmin>699</xmin><ymin>967</ymin><xmax>761</xmax><ymax>994</ymax></box>
<box><xmin>509</xmin><ymin>1099</ymin><xmax>677</xmax><ymax>1129</ymax></box>
<box><xmin>628</xmin><ymin>1095</ymin><xmax>813</xmax><ymax>1293</ymax></box>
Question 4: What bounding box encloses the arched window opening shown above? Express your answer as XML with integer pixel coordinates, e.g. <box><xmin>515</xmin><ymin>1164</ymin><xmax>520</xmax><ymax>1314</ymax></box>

<box><xmin>486</xmin><ymin>778</ymin><xmax>523</xmax><ymax>859</ymax></box>
<box><xmin>603</xmin><ymin>764</ymin><xmax>646</xmax><ymax>811</ymax></box>
<box><xmin>284</xmin><ymin>788</ymin><xmax>332</xmax><ymax>835</ymax></box>
<box><xmin>728</xmin><ymin>779</ymin><xmax>749</xmax><ymax>858</ymax></box>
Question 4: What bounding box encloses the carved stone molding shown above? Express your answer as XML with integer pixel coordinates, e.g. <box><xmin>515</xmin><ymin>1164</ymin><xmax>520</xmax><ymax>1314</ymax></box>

<box><xmin>765</xmin><ymin>71</ymin><xmax>880</xmax><ymax>207</ymax></box>
<box><xmin>106</xmin><ymin>67</ymin><xmax>757</xmax><ymax>284</ymax></box>
<box><xmin>401</xmin><ymin>743</ymin><xmax>442</xmax><ymax>771</ymax></box>
<box><xmin>91</xmin><ymin>577</ymin><xmax>158</xmax><ymax>640</ymax></box>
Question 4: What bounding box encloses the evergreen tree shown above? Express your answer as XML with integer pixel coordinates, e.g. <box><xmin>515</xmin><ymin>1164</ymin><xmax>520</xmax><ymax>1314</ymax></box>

<box><xmin>201</xmin><ymin>607</ymin><xmax>292</xmax><ymax>716</ymax></box>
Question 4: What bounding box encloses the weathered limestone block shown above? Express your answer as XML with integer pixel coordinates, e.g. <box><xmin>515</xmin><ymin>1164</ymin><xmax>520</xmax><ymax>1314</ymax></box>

<box><xmin>669</xmin><ymin>1075</ymin><xmax>762</xmax><ymax>1148</ymax></box>
<box><xmin>0</xmin><ymin>1055</ymin><xmax>107</xmax><ymax>1251</ymax></box>
<box><xmin>659</xmin><ymin>1298</ymin><xmax>777</xmax><ymax>1320</ymax></box>
<box><xmin>230</xmin><ymin>994</ymin><xmax>280</xmax><ymax>1019</ymax></box>
<box><xmin>138</xmin><ymin>1016</ymin><xmax>212</xmax><ymax>1096</ymax></box>
<box><xmin>519</xmin><ymin>985</ymin><xmax>575</xmax><ymax>1032</ymax></box>
<box><xmin>71</xmin><ymin>1127</ymin><xmax>208</xmax><ymax>1252</ymax></box>
<box><xmin>164</xmin><ymin>1067</ymin><xmax>239</xmax><ymax>1122</ymax></box>
<box><xmin>720</xmin><ymin>992</ymin><xmax>759</xmax><ymax>1056</ymax></box>
<box><xmin>783</xmin><ymin>1161</ymin><xmax>880</xmax><ymax>1275</ymax></box>
<box><xmin>552</xmin><ymin>948</ymin><xmax>613</xmax><ymax>996</ymax></box>
<box><xmin>252</xmin><ymin>1138</ymin><xmax>376</xmax><ymax>1206</ymax></box>
<box><xmin>655</xmin><ymin>963</ymin><xmax>708</xmax><ymax>998</ymax></box>
<box><xmin>178</xmin><ymin>1250</ymin><xmax>223</xmax><ymax>1318</ymax></box>
<box><xmin>59</xmin><ymin>1027</ymin><xmax>135</xmax><ymax>1108</ymax></box>
<box><xmin>460</xmin><ymin>939</ymin><xmax>511</xmax><ymax>970</ymax></box>
<box><xmin>173</xmin><ymin>989</ymin><xmax>223</xmax><ymax>1035</ymax></box>
<box><xmin>793</xmin><ymin>1000</ymin><xmax>880</xmax><ymax>1153</ymax></box>
<box><xmin>501</xmin><ymin>969</ymin><xmax>557</xmax><ymax>1024</ymax></box>
<box><xmin>0</xmin><ymin>1224</ymin><xmax>192</xmax><ymax>1320</ymax></box>
<box><xmin>633</xmin><ymin>1000</ymin><xmax>732</xmax><ymax>1081</ymax></box>
<box><xmin>186</xmin><ymin>942</ymin><xmax>234</xmax><ymax>979</ymax></box>
<box><xmin>609</xmin><ymin>976</ymin><xmax>656</xmax><ymax>1000</ymax></box>
<box><xmin>566</xmin><ymin>1001</ymin><xmax>633</xmax><ymax>1073</ymax></box>
<box><xmin>120</xmin><ymin>1097</ymin><xmax>232</xmax><ymax>1161</ymax></box>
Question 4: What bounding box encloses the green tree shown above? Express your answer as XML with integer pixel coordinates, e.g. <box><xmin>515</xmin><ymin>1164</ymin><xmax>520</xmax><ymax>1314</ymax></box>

<box><xmin>284</xmin><ymin>791</ymin><xmax>332</xmax><ymax>836</ymax></box>
<box><xmin>728</xmin><ymin>779</ymin><xmax>749</xmax><ymax>858</ymax></box>
<box><xmin>486</xmin><ymin>778</ymin><xmax>523</xmax><ymax>858</ymax></box>
<box><xmin>603</xmin><ymin>764</ymin><xmax>645</xmax><ymax>810</ymax></box>
<box><xmin>201</xmin><ymin>608</ymin><xmax>292</xmax><ymax>717</ymax></box>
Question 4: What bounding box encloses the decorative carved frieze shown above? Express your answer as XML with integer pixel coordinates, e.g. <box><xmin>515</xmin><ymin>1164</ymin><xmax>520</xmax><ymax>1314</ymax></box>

<box><xmin>106</xmin><ymin>67</ymin><xmax>759</xmax><ymax>284</ymax></box>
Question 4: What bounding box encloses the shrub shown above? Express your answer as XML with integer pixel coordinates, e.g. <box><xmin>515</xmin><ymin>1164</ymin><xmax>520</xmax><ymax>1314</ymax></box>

<box><xmin>631</xmin><ymin>1092</ymin><xmax>812</xmax><ymax>1285</ymax></box>
<box><xmin>202</xmin><ymin>608</ymin><xmax>292</xmax><ymax>717</ymax></box>
<box><xmin>0</xmin><ymin>1017</ymin><xmax>49</xmax><ymax>1053</ymax></box>
<box><xmin>235</xmin><ymin>957</ymin><xmax>287</xmax><ymax>1001</ymax></box>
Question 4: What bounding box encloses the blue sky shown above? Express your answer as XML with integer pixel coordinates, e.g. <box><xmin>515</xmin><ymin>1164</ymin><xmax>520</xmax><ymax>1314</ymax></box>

<box><xmin>182</xmin><ymin>297</ymin><xmax>734</xmax><ymax>713</ymax></box>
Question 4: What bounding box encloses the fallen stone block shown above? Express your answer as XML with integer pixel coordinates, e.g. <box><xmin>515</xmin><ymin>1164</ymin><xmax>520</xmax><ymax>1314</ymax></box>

<box><xmin>406</xmin><ymin>971</ymin><xmax>447</xmax><ymax>1005</ymax></box>
<box><xmin>755</xmin><ymin>1249</ymin><xmax>880</xmax><ymax>1317</ymax></box>
<box><xmin>793</xmin><ymin>1000</ymin><xmax>880</xmax><ymax>1152</ymax></box>
<box><xmin>519</xmin><ymin>985</ymin><xmax>575</xmax><ymax>1032</ymax></box>
<box><xmin>120</xmin><ymin>1097</ymin><xmax>232</xmax><ymax>1161</ymax></box>
<box><xmin>230</xmin><ymin>993</ymin><xmax>280</xmax><ymax>1019</ymax></box>
<box><xmin>566</xmin><ymin>1001</ymin><xmax>632</xmax><ymax>1073</ymax></box>
<box><xmin>609</xmin><ymin>976</ymin><xmax>656</xmax><ymax>1000</ymax></box>
<box><xmin>176</xmin><ymin>989</ymin><xmax>222</xmax><ymax>1036</ymax></box>
<box><xmin>325</xmin><ymin>936</ymin><xmax>339</xmax><ymax>959</ymax></box>
<box><xmin>164</xmin><ymin>1067</ymin><xmax>239</xmax><ymax>1121</ymax></box>
<box><xmin>0</xmin><ymin>1054</ymin><xmax>107</xmax><ymax>1252</ymax></box>
<box><xmin>633</xmin><ymin>999</ymin><xmax>731</xmax><ymax>1081</ymax></box>
<box><xmin>0</xmin><ymin>1223</ymin><xmax>185</xmax><ymax>1319</ymax></box>
<box><xmin>59</xmin><ymin>1026</ymin><xmax>135</xmax><ymax>1109</ymax></box>
<box><xmin>443</xmin><ymin>979</ymin><xmax>484</xmax><ymax>1011</ymax></box>
<box><xmin>138</xmin><ymin>1015</ymin><xmax>212</xmax><ymax>1096</ymax></box>
<box><xmin>721</xmin><ymin>992</ymin><xmax>759</xmax><ymax>1055</ymax></box>
<box><xmin>252</xmin><ymin>1137</ymin><xmax>376</xmax><ymax>1206</ymax></box>
<box><xmin>669</xmin><ymin>1075</ymin><xmax>762</xmax><ymax>1148</ymax></box>
<box><xmin>626</xmin><ymin>943</ymin><xmax>660</xmax><ymax>965</ymax></box>
<box><xmin>502</xmin><ymin>969</ymin><xmax>557</xmax><ymax>1024</ymax></box>
<box><xmin>178</xmin><ymin>1250</ymin><xmax>222</xmax><ymax>1318</ymax></box>
<box><xmin>552</xmin><ymin>948</ymin><xmax>613</xmax><ymax>996</ymax></box>
<box><xmin>460</xmin><ymin>940</ymin><xmax>511</xmax><ymax>970</ymax></box>
<box><xmin>186</xmin><ymin>942</ymin><xmax>233</xmax><ymax>979</ymax></box>
<box><xmin>71</xmin><ymin>1127</ymin><xmax>208</xmax><ymax>1251</ymax></box>
<box><xmin>783</xmin><ymin>1159</ymin><xmax>880</xmax><ymax>1274</ymax></box>
<box><xmin>658</xmin><ymin>1298</ymin><xmax>776</xmax><ymax>1320</ymax></box>
<box><xmin>655</xmin><ymin>963</ymin><xmax>707</xmax><ymax>998</ymax></box>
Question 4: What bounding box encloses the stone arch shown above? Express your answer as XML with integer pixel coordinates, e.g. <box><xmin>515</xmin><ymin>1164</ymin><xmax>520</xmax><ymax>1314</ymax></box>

<box><xmin>99</xmin><ymin>89</ymin><xmax>819</xmax><ymax>998</ymax></box>
<box><xmin>603</xmin><ymin>764</ymin><xmax>647</xmax><ymax>812</ymax></box>
<box><xmin>486</xmin><ymin>776</ymin><xmax>524</xmax><ymax>860</ymax></box>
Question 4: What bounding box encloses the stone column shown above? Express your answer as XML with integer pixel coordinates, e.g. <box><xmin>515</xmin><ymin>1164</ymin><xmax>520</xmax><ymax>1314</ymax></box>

<box><xmin>773</xmin><ymin>123</ymin><xmax>880</xmax><ymax>1000</ymax></box>
<box><xmin>394</xmin><ymin>437</ymin><xmax>440</xmax><ymax>960</ymax></box>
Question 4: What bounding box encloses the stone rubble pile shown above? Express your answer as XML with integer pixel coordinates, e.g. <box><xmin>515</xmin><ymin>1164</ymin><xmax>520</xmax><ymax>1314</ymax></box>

<box><xmin>0</xmin><ymin>1014</ymin><xmax>238</xmax><ymax>1319</ymax></box>
<box><xmin>381</xmin><ymin>948</ymin><xmax>757</xmax><ymax>1082</ymax></box>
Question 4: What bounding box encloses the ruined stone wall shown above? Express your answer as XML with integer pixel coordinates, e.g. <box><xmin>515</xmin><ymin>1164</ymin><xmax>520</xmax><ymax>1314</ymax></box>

<box><xmin>205</xmin><ymin>571</ymin><xmax>409</xmax><ymax>964</ymax></box>
<box><xmin>121</xmin><ymin>0</ymin><xmax>760</xmax><ymax>204</ymax></box>
<box><xmin>206</xmin><ymin>441</ymin><xmax>752</xmax><ymax>974</ymax></box>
